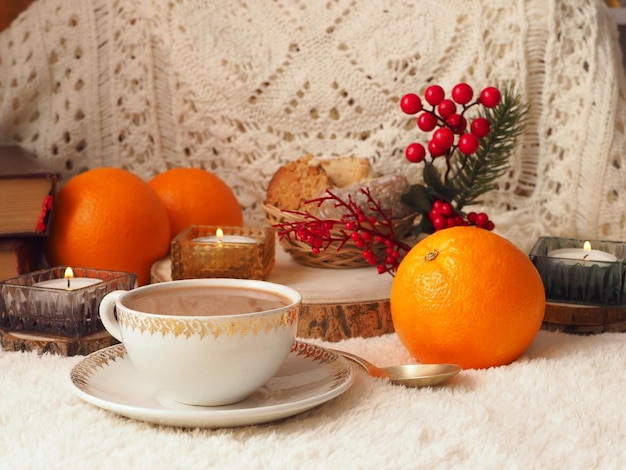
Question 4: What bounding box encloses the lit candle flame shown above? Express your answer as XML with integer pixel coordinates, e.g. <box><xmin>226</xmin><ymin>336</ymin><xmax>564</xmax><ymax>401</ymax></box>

<box><xmin>583</xmin><ymin>240</ymin><xmax>592</xmax><ymax>251</ymax></box>
<box><xmin>64</xmin><ymin>266</ymin><xmax>74</xmax><ymax>289</ymax></box>
<box><xmin>215</xmin><ymin>228</ymin><xmax>224</xmax><ymax>246</ymax></box>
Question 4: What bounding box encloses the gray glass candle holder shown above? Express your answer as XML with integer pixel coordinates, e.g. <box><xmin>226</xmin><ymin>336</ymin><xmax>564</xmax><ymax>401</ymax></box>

<box><xmin>0</xmin><ymin>267</ymin><xmax>137</xmax><ymax>338</ymax></box>
<box><xmin>529</xmin><ymin>236</ymin><xmax>626</xmax><ymax>306</ymax></box>
<box><xmin>171</xmin><ymin>225</ymin><xmax>275</xmax><ymax>280</ymax></box>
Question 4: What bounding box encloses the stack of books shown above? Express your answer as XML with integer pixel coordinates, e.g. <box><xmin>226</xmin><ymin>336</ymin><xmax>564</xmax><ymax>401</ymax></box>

<box><xmin>0</xmin><ymin>146</ymin><xmax>56</xmax><ymax>281</ymax></box>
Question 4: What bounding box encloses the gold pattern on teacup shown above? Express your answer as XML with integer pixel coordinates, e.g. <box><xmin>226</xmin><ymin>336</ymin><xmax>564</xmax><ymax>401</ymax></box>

<box><xmin>72</xmin><ymin>342</ymin><xmax>351</xmax><ymax>400</ymax></box>
<box><xmin>116</xmin><ymin>307</ymin><xmax>298</xmax><ymax>339</ymax></box>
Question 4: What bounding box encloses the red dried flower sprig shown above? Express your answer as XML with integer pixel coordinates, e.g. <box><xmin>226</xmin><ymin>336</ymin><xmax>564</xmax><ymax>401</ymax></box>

<box><xmin>274</xmin><ymin>188</ymin><xmax>412</xmax><ymax>275</ymax></box>
<box><xmin>35</xmin><ymin>193</ymin><xmax>54</xmax><ymax>233</ymax></box>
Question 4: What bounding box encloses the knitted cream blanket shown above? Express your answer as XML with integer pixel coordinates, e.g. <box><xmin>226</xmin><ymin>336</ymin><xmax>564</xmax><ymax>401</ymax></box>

<box><xmin>1</xmin><ymin>0</ymin><xmax>626</xmax><ymax>251</ymax></box>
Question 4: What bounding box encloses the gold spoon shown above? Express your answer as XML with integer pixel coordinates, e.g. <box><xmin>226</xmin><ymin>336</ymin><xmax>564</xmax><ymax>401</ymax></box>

<box><xmin>330</xmin><ymin>349</ymin><xmax>462</xmax><ymax>388</ymax></box>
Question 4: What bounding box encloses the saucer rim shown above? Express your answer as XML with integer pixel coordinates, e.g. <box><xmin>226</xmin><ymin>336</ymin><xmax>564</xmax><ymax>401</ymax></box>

<box><xmin>68</xmin><ymin>340</ymin><xmax>355</xmax><ymax>428</ymax></box>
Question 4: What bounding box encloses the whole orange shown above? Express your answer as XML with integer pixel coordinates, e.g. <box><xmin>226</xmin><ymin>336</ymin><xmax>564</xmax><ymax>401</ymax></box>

<box><xmin>149</xmin><ymin>168</ymin><xmax>243</xmax><ymax>240</ymax></box>
<box><xmin>44</xmin><ymin>167</ymin><xmax>171</xmax><ymax>286</ymax></box>
<box><xmin>390</xmin><ymin>226</ymin><xmax>545</xmax><ymax>369</ymax></box>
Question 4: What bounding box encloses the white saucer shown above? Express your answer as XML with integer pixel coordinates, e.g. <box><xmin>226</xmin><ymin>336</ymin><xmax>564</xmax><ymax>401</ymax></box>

<box><xmin>69</xmin><ymin>341</ymin><xmax>355</xmax><ymax>428</ymax></box>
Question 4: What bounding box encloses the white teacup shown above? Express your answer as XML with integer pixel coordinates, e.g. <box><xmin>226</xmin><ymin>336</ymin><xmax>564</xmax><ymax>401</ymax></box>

<box><xmin>99</xmin><ymin>279</ymin><xmax>300</xmax><ymax>406</ymax></box>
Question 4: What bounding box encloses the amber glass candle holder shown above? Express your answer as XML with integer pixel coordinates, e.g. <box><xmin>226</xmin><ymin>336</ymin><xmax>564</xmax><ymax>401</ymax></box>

<box><xmin>0</xmin><ymin>267</ymin><xmax>137</xmax><ymax>338</ymax></box>
<box><xmin>171</xmin><ymin>226</ymin><xmax>275</xmax><ymax>280</ymax></box>
<box><xmin>529</xmin><ymin>236</ymin><xmax>626</xmax><ymax>306</ymax></box>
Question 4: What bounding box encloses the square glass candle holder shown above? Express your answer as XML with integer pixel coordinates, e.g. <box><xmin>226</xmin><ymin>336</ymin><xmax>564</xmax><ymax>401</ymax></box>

<box><xmin>529</xmin><ymin>236</ymin><xmax>626</xmax><ymax>306</ymax></box>
<box><xmin>171</xmin><ymin>225</ymin><xmax>275</xmax><ymax>280</ymax></box>
<box><xmin>0</xmin><ymin>267</ymin><xmax>137</xmax><ymax>338</ymax></box>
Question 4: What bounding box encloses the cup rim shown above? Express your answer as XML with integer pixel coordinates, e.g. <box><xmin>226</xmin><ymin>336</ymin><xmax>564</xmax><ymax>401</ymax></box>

<box><xmin>112</xmin><ymin>278</ymin><xmax>302</xmax><ymax>319</ymax></box>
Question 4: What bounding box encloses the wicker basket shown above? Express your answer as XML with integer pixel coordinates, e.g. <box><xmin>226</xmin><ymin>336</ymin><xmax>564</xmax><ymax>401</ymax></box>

<box><xmin>262</xmin><ymin>202</ymin><xmax>417</xmax><ymax>269</ymax></box>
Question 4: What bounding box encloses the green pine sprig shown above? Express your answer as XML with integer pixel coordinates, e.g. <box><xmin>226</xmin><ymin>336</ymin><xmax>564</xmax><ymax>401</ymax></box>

<box><xmin>451</xmin><ymin>86</ymin><xmax>529</xmax><ymax>209</ymax></box>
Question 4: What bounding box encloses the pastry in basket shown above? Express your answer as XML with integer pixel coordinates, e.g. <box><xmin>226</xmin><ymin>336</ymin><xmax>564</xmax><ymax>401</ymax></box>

<box><xmin>265</xmin><ymin>154</ymin><xmax>413</xmax><ymax>217</ymax></box>
<box><xmin>264</xmin><ymin>155</ymin><xmax>334</xmax><ymax>214</ymax></box>
<box><xmin>317</xmin><ymin>173</ymin><xmax>415</xmax><ymax>220</ymax></box>
<box><xmin>317</xmin><ymin>156</ymin><xmax>378</xmax><ymax>187</ymax></box>
<box><xmin>264</xmin><ymin>154</ymin><xmax>380</xmax><ymax>213</ymax></box>
<box><xmin>263</xmin><ymin>155</ymin><xmax>417</xmax><ymax>269</ymax></box>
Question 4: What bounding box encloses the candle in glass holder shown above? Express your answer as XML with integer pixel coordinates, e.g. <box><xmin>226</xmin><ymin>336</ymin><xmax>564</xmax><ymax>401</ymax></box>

<box><xmin>530</xmin><ymin>237</ymin><xmax>625</xmax><ymax>306</ymax></box>
<box><xmin>0</xmin><ymin>267</ymin><xmax>137</xmax><ymax>338</ymax></box>
<box><xmin>172</xmin><ymin>226</ymin><xmax>275</xmax><ymax>280</ymax></box>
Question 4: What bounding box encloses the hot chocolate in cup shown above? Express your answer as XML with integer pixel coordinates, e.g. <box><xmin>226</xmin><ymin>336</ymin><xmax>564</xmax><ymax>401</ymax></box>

<box><xmin>99</xmin><ymin>279</ymin><xmax>300</xmax><ymax>406</ymax></box>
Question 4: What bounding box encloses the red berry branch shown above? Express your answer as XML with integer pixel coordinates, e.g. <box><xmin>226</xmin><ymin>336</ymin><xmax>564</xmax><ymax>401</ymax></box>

<box><xmin>274</xmin><ymin>188</ymin><xmax>412</xmax><ymax>275</ymax></box>
<box><xmin>428</xmin><ymin>200</ymin><xmax>494</xmax><ymax>232</ymax></box>
<box><xmin>400</xmin><ymin>83</ymin><xmax>528</xmax><ymax>234</ymax></box>
<box><xmin>401</xmin><ymin>84</ymin><xmax>501</xmax><ymax>180</ymax></box>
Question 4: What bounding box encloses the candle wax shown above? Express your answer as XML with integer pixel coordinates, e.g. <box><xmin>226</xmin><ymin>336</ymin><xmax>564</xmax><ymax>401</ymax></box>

<box><xmin>192</xmin><ymin>235</ymin><xmax>256</xmax><ymax>245</ymax></box>
<box><xmin>33</xmin><ymin>277</ymin><xmax>103</xmax><ymax>290</ymax></box>
<box><xmin>547</xmin><ymin>247</ymin><xmax>617</xmax><ymax>263</ymax></box>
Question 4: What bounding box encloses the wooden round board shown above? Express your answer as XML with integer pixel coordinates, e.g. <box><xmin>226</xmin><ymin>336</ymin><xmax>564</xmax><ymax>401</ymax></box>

<box><xmin>0</xmin><ymin>329</ymin><xmax>118</xmax><ymax>356</ymax></box>
<box><xmin>151</xmin><ymin>244</ymin><xmax>395</xmax><ymax>342</ymax></box>
<box><xmin>542</xmin><ymin>301</ymin><xmax>626</xmax><ymax>334</ymax></box>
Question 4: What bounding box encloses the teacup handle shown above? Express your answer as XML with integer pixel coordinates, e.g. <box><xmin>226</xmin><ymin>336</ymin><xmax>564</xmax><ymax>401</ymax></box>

<box><xmin>99</xmin><ymin>290</ymin><xmax>128</xmax><ymax>342</ymax></box>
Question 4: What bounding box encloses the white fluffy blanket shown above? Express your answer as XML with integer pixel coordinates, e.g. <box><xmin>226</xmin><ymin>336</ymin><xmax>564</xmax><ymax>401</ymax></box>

<box><xmin>1</xmin><ymin>330</ymin><xmax>625</xmax><ymax>469</ymax></box>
